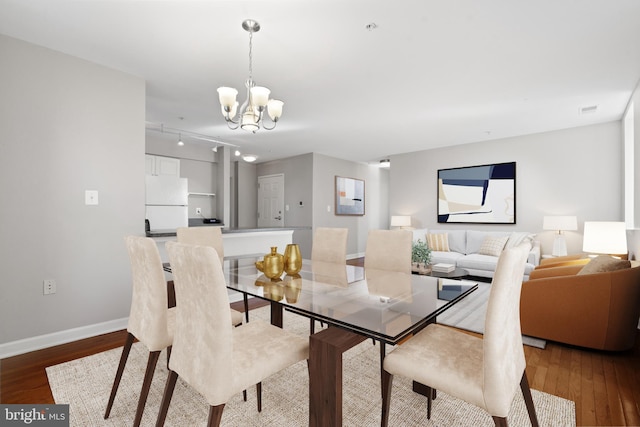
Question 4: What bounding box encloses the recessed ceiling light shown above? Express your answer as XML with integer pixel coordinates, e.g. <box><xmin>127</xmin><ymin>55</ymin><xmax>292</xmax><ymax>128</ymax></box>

<box><xmin>235</xmin><ymin>150</ymin><xmax>241</xmax><ymax>156</ymax></box>
<box><xmin>242</xmin><ymin>154</ymin><xmax>258</xmax><ymax>163</ymax></box>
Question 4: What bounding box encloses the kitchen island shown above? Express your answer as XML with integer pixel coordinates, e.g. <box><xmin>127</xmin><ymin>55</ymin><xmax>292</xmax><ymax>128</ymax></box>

<box><xmin>148</xmin><ymin>225</ymin><xmax>310</xmax><ymax>261</ymax></box>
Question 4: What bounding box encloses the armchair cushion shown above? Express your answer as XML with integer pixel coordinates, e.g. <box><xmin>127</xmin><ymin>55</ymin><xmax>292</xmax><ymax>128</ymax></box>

<box><xmin>577</xmin><ymin>255</ymin><xmax>631</xmax><ymax>275</ymax></box>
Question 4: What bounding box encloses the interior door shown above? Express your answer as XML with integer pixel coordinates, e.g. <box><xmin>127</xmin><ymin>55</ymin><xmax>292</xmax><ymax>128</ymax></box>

<box><xmin>258</xmin><ymin>174</ymin><xmax>284</xmax><ymax>228</ymax></box>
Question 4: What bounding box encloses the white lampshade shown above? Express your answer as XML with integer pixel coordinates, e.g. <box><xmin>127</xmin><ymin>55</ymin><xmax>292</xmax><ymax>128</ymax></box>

<box><xmin>267</xmin><ymin>99</ymin><xmax>284</xmax><ymax>120</ymax></box>
<box><xmin>250</xmin><ymin>86</ymin><xmax>271</xmax><ymax>107</ymax></box>
<box><xmin>583</xmin><ymin>221</ymin><xmax>627</xmax><ymax>255</ymax></box>
<box><xmin>217</xmin><ymin>87</ymin><xmax>238</xmax><ymax>108</ymax></box>
<box><xmin>390</xmin><ymin>215</ymin><xmax>411</xmax><ymax>227</ymax></box>
<box><xmin>542</xmin><ymin>215</ymin><xmax>578</xmax><ymax>231</ymax></box>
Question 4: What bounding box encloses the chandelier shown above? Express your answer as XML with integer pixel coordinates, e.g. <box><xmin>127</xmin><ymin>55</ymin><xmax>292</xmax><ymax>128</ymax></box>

<box><xmin>217</xmin><ymin>19</ymin><xmax>284</xmax><ymax>133</ymax></box>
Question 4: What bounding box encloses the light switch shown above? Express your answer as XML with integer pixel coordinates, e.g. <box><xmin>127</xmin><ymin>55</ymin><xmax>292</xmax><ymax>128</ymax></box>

<box><xmin>85</xmin><ymin>190</ymin><xmax>99</xmax><ymax>205</ymax></box>
<box><xmin>285</xmin><ymin>204</ymin><xmax>290</xmax><ymax>211</ymax></box>
<box><xmin>327</xmin><ymin>205</ymin><xmax>331</xmax><ymax>212</ymax></box>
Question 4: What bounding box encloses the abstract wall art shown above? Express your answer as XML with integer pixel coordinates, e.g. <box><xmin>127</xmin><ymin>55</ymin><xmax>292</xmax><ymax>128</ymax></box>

<box><xmin>335</xmin><ymin>176</ymin><xmax>365</xmax><ymax>216</ymax></box>
<box><xmin>438</xmin><ymin>162</ymin><xmax>516</xmax><ymax>224</ymax></box>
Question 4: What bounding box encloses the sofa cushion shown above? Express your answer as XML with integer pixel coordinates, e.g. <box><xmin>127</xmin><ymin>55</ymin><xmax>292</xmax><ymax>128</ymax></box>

<box><xmin>478</xmin><ymin>235</ymin><xmax>509</xmax><ymax>257</ymax></box>
<box><xmin>458</xmin><ymin>254</ymin><xmax>536</xmax><ymax>276</ymax></box>
<box><xmin>429</xmin><ymin>251</ymin><xmax>464</xmax><ymax>265</ymax></box>
<box><xmin>427</xmin><ymin>233</ymin><xmax>450</xmax><ymax>251</ymax></box>
<box><xmin>412</xmin><ymin>228</ymin><xmax>428</xmax><ymax>243</ymax></box>
<box><xmin>577</xmin><ymin>255</ymin><xmax>631</xmax><ymax>275</ymax></box>
<box><xmin>456</xmin><ymin>254</ymin><xmax>499</xmax><ymax>272</ymax></box>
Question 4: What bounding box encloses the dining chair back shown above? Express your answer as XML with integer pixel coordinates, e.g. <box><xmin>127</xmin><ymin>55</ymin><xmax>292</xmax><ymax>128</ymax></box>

<box><xmin>177</xmin><ymin>226</ymin><xmax>224</xmax><ymax>264</ymax></box>
<box><xmin>104</xmin><ymin>235</ymin><xmax>174</xmax><ymax>427</ymax></box>
<box><xmin>364</xmin><ymin>229</ymin><xmax>412</xmax><ymax>273</ymax></box>
<box><xmin>311</xmin><ymin>227</ymin><xmax>348</xmax><ymax>263</ymax></box>
<box><xmin>177</xmin><ymin>226</ymin><xmax>245</xmax><ymax>325</ymax></box>
<box><xmin>156</xmin><ymin>242</ymin><xmax>309</xmax><ymax>426</ymax></box>
<box><xmin>381</xmin><ymin>242</ymin><xmax>538</xmax><ymax>427</ymax></box>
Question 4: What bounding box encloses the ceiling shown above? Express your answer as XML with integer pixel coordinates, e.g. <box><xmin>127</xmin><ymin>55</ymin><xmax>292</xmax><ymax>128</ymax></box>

<box><xmin>2</xmin><ymin>0</ymin><xmax>640</xmax><ymax>164</ymax></box>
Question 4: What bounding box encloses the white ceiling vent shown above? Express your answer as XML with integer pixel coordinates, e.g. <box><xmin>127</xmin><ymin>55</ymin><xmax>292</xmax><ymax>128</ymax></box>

<box><xmin>579</xmin><ymin>105</ymin><xmax>598</xmax><ymax>115</ymax></box>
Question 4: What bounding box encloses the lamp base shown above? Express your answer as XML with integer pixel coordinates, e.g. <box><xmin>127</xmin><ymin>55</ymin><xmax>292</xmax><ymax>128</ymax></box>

<box><xmin>551</xmin><ymin>235</ymin><xmax>568</xmax><ymax>257</ymax></box>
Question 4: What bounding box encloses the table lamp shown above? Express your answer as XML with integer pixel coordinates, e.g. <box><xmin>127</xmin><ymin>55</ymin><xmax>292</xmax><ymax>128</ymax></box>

<box><xmin>390</xmin><ymin>215</ymin><xmax>411</xmax><ymax>229</ymax></box>
<box><xmin>543</xmin><ymin>215</ymin><xmax>578</xmax><ymax>256</ymax></box>
<box><xmin>582</xmin><ymin>221</ymin><xmax>628</xmax><ymax>258</ymax></box>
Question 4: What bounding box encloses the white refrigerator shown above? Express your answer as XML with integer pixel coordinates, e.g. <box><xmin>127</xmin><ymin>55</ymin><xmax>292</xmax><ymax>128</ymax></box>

<box><xmin>145</xmin><ymin>175</ymin><xmax>188</xmax><ymax>231</ymax></box>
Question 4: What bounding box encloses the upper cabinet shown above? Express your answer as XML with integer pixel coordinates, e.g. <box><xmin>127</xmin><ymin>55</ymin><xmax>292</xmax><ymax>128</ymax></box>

<box><xmin>146</xmin><ymin>154</ymin><xmax>180</xmax><ymax>177</ymax></box>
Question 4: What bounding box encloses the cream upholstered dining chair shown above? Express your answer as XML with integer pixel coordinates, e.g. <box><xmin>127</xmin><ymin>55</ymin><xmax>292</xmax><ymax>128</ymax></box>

<box><xmin>156</xmin><ymin>242</ymin><xmax>309</xmax><ymax>426</ymax></box>
<box><xmin>176</xmin><ymin>226</ymin><xmax>246</xmax><ymax>324</ymax></box>
<box><xmin>310</xmin><ymin>227</ymin><xmax>348</xmax><ymax>332</ymax></box>
<box><xmin>364</xmin><ymin>229</ymin><xmax>412</xmax><ymax>273</ymax></box>
<box><xmin>104</xmin><ymin>236</ymin><xmax>175</xmax><ymax>427</ymax></box>
<box><xmin>381</xmin><ymin>242</ymin><xmax>539</xmax><ymax>427</ymax></box>
<box><xmin>311</xmin><ymin>227</ymin><xmax>349</xmax><ymax>263</ymax></box>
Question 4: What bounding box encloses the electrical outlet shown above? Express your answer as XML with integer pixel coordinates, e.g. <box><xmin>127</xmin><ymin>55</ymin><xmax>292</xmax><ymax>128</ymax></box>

<box><xmin>43</xmin><ymin>279</ymin><xmax>56</xmax><ymax>295</ymax></box>
<box><xmin>195</xmin><ymin>207</ymin><xmax>202</xmax><ymax>215</ymax></box>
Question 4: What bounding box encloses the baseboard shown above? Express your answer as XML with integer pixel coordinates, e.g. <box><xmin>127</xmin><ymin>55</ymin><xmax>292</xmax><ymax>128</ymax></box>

<box><xmin>0</xmin><ymin>317</ymin><xmax>128</xmax><ymax>359</ymax></box>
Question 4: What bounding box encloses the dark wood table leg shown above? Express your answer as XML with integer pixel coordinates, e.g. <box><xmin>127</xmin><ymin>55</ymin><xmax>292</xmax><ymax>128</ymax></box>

<box><xmin>270</xmin><ymin>301</ymin><xmax>283</xmax><ymax>328</ymax></box>
<box><xmin>309</xmin><ymin>327</ymin><xmax>366</xmax><ymax>427</ymax></box>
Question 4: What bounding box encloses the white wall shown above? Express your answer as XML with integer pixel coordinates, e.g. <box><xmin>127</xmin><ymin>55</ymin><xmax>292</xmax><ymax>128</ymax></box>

<box><xmin>0</xmin><ymin>35</ymin><xmax>145</xmax><ymax>349</ymax></box>
<box><xmin>312</xmin><ymin>153</ymin><xmax>389</xmax><ymax>258</ymax></box>
<box><xmin>389</xmin><ymin>121</ymin><xmax>623</xmax><ymax>256</ymax></box>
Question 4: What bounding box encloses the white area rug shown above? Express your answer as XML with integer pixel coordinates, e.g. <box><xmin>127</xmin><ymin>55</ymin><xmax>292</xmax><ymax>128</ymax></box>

<box><xmin>438</xmin><ymin>281</ymin><xmax>547</xmax><ymax>349</ymax></box>
<box><xmin>46</xmin><ymin>307</ymin><xmax>573</xmax><ymax>426</ymax></box>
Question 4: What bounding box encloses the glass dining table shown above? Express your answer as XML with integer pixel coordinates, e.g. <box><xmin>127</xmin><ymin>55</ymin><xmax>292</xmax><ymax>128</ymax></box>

<box><xmin>166</xmin><ymin>256</ymin><xmax>478</xmax><ymax>426</ymax></box>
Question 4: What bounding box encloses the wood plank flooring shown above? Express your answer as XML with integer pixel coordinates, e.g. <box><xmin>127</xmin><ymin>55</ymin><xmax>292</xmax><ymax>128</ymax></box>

<box><xmin>1</xmin><ymin>258</ymin><xmax>639</xmax><ymax>426</ymax></box>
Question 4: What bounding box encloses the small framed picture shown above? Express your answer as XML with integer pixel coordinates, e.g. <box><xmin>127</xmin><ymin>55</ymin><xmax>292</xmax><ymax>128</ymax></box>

<box><xmin>335</xmin><ymin>176</ymin><xmax>365</xmax><ymax>216</ymax></box>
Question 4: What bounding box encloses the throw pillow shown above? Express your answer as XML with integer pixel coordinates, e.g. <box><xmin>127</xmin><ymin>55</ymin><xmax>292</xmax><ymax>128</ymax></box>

<box><xmin>577</xmin><ymin>255</ymin><xmax>631</xmax><ymax>275</ymax></box>
<box><xmin>427</xmin><ymin>233</ymin><xmax>450</xmax><ymax>252</ymax></box>
<box><xmin>478</xmin><ymin>235</ymin><xmax>509</xmax><ymax>257</ymax></box>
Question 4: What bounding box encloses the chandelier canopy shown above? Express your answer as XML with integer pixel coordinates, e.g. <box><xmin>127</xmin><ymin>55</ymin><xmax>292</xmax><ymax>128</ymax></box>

<box><xmin>217</xmin><ymin>19</ymin><xmax>283</xmax><ymax>133</ymax></box>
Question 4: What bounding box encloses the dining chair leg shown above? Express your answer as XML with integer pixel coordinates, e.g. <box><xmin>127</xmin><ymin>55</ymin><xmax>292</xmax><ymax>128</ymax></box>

<box><xmin>155</xmin><ymin>370</ymin><xmax>178</xmax><ymax>427</ymax></box>
<box><xmin>426</xmin><ymin>385</ymin><xmax>433</xmax><ymax>419</ymax></box>
<box><xmin>381</xmin><ymin>369</ymin><xmax>393</xmax><ymax>427</ymax></box>
<box><xmin>166</xmin><ymin>346</ymin><xmax>172</xmax><ymax>369</ymax></box>
<box><xmin>207</xmin><ymin>404</ymin><xmax>225</xmax><ymax>427</ymax></box>
<box><xmin>133</xmin><ymin>350</ymin><xmax>161</xmax><ymax>427</ymax></box>
<box><xmin>379</xmin><ymin>342</ymin><xmax>386</xmax><ymax>396</ymax></box>
<box><xmin>243</xmin><ymin>294</ymin><xmax>250</xmax><ymax>323</ymax></box>
<box><xmin>492</xmin><ymin>416</ymin><xmax>508</xmax><ymax>427</ymax></box>
<box><xmin>520</xmin><ymin>371</ymin><xmax>539</xmax><ymax>427</ymax></box>
<box><xmin>256</xmin><ymin>382</ymin><xmax>263</xmax><ymax>412</ymax></box>
<box><xmin>104</xmin><ymin>332</ymin><xmax>135</xmax><ymax>419</ymax></box>
<box><xmin>310</xmin><ymin>318</ymin><xmax>315</xmax><ymax>334</ymax></box>
<box><xmin>243</xmin><ymin>390</ymin><xmax>247</xmax><ymax>401</ymax></box>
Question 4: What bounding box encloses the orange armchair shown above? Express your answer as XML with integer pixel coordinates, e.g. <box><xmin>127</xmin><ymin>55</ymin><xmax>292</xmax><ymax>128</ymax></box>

<box><xmin>520</xmin><ymin>261</ymin><xmax>640</xmax><ymax>351</ymax></box>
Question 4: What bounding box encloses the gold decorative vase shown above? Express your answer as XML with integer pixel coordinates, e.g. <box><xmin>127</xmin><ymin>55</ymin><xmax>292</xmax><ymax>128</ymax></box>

<box><xmin>283</xmin><ymin>244</ymin><xmax>302</xmax><ymax>275</ymax></box>
<box><xmin>263</xmin><ymin>246</ymin><xmax>284</xmax><ymax>279</ymax></box>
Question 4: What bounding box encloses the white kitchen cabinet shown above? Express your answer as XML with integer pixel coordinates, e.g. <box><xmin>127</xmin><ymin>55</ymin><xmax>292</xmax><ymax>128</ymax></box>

<box><xmin>145</xmin><ymin>154</ymin><xmax>180</xmax><ymax>177</ymax></box>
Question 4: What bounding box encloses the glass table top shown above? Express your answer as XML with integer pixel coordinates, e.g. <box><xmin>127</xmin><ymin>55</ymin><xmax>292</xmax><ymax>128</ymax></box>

<box><xmin>222</xmin><ymin>257</ymin><xmax>478</xmax><ymax>344</ymax></box>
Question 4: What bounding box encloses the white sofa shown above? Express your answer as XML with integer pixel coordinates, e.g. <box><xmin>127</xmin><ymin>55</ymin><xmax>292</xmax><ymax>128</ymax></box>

<box><xmin>412</xmin><ymin>229</ymin><xmax>540</xmax><ymax>280</ymax></box>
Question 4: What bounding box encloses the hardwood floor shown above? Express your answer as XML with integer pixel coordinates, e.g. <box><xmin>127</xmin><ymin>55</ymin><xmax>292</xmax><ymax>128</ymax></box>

<box><xmin>2</xmin><ymin>257</ymin><xmax>639</xmax><ymax>426</ymax></box>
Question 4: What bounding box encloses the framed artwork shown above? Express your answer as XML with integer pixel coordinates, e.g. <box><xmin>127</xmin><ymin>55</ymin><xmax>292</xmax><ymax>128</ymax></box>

<box><xmin>335</xmin><ymin>176</ymin><xmax>365</xmax><ymax>216</ymax></box>
<box><xmin>437</xmin><ymin>162</ymin><xmax>516</xmax><ymax>224</ymax></box>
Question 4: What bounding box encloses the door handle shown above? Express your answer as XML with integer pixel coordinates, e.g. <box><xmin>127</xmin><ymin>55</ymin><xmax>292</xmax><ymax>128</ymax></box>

<box><xmin>274</xmin><ymin>216</ymin><xmax>282</xmax><ymax>220</ymax></box>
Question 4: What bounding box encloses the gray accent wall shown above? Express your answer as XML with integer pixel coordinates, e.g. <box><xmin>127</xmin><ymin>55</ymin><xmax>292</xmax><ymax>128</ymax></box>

<box><xmin>0</xmin><ymin>35</ymin><xmax>145</xmax><ymax>346</ymax></box>
<box><xmin>389</xmin><ymin>121</ymin><xmax>624</xmax><ymax>256</ymax></box>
